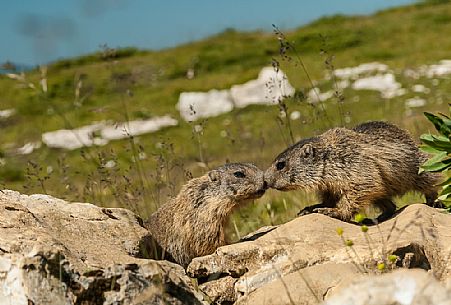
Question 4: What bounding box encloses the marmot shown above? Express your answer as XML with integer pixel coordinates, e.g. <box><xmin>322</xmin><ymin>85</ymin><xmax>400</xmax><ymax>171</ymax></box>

<box><xmin>145</xmin><ymin>163</ymin><xmax>266</xmax><ymax>267</ymax></box>
<box><xmin>264</xmin><ymin>121</ymin><xmax>441</xmax><ymax>222</ymax></box>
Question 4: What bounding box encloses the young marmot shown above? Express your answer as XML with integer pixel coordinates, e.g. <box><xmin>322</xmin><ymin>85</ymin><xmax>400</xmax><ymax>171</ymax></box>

<box><xmin>264</xmin><ymin>121</ymin><xmax>441</xmax><ymax>222</ymax></box>
<box><xmin>145</xmin><ymin>163</ymin><xmax>266</xmax><ymax>267</ymax></box>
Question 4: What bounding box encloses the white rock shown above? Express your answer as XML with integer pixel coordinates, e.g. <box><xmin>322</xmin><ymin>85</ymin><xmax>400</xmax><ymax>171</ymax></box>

<box><xmin>5</xmin><ymin>73</ymin><xmax>25</xmax><ymax>81</ymax></box>
<box><xmin>177</xmin><ymin>67</ymin><xmax>295</xmax><ymax>122</ymax></box>
<box><xmin>307</xmin><ymin>87</ymin><xmax>334</xmax><ymax>103</ymax></box>
<box><xmin>177</xmin><ymin>89</ymin><xmax>234</xmax><ymax>122</ymax></box>
<box><xmin>138</xmin><ymin>152</ymin><xmax>147</xmax><ymax>160</ymax></box>
<box><xmin>16</xmin><ymin>142</ymin><xmax>42</xmax><ymax>155</ymax></box>
<box><xmin>336</xmin><ymin>79</ymin><xmax>350</xmax><ymax>89</ymax></box>
<box><xmin>412</xmin><ymin>84</ymin><xmax>430</xmax><ymax>94</ymax></box>
<box><xmin>352</xmin><ymin>73</ymin><xmax>406</xmax><ymax>99</ymax></box>
<box><xmin>306</xmin><ymin>80</ymin><xmax>346</xmax><ymax>104</ymax></box>
<box><xmin>0</xmin><ymin>190</ymin><xmax>206</xmax><ymax>305</ymax></box>
<box><xmin>193</xmin><ymin>124</ymin><xmax>203</xmax><ymax>133</ymax></box>
<box><xmin>104</xmin><ymin>160</ymin><xmax>116</xmax><ymax>168</ymax></box>
<box><xmin>405</xmin><ymin>97</ymin><xmax>427</xmax><ymax>108</ymax></box>
<box><xmin>42</xmin><ymin>122</ymin><xmax>106</xmax><ymax>150</ymax></box>
<box><xmin>186</xmin><ymin>68</ymin><xmax>195</xmax><ymax>80</ymax></box>
<box><xmin>100</xmin><ymin>116</ymin><xmax>178</xmax><ymax>140</ymax></box>
<box><xmin>404</xmin><ymin>68</ymin><xmax>421</xmax><ymax>80</ymax></box>
<box><xmin>425</xmin><ymin>60</ymin><xmax>451</xmax><ymax>78</ymax></box>
<box><xmin>324</xmin><ymin>269</ymin><xmax>451</xmax><ymax>305</ymax></box>
<box><xmin>188</xmin><ymin>204</ymin><xmax>451</xmax><ymax>305</ymax></box>
<box><xmin>41</xmin><ymin>116</ymin><xmax>177</xmax><ymax>150</ymax></box>
<box><xmin>230</xmin><ymin>67</ymin><xmax>295</xmax><ymax>108</ymax></box>
<box><xmin>0</xmin><ymin>256</ymin><xmax>28</xmax><ymax>305</ymax></box>
<box><xmin>334</xmin><ymin>62</ymin><xmax>388</xmax><ymax>79</ymax></box>
<box><xmin>290</xmin><ymin>111</ymin><xmax>301</xmax><ymax>121</ymax></box>
<box><xmin>0</xmin><ymin>108</ymin><xmax>15</xmax><ymax>119</ymax></box>
<box><xmin>382</xmin><ymin>88</ymin><xmax>407</xmax><ymax>99</ymax></box>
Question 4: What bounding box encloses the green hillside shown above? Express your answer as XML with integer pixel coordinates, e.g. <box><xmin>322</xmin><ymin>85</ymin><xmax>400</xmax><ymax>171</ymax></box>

<box><xmin>1</xmin><ymin>0</ymin><xmax>450</xmax><ymax>240</ymax></box>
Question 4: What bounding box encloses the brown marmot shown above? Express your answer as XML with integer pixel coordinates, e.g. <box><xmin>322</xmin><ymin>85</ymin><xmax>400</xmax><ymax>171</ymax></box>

<box><xmin>264</xmin><ymin>121</ymin><xmax>441</xmax><ymax>222</ymax></box>
<box><xmin>145</xmin><ymin>163</ymin><xmax>266</xmax><ymax>267</ymax></box>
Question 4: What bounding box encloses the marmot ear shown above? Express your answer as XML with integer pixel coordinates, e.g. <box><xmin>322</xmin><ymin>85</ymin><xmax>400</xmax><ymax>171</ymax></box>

<box><xmin>208</xmin><ymin>170</ymin><xmax>220</xmax><ymax>182</ymax></box>
<box><xmin>303</xmin><ymin>144</ymin><xmax>314</xmax><ymax>157</ymax></box>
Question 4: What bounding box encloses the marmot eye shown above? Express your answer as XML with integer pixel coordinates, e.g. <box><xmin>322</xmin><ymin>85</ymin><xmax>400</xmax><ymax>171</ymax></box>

<box><xmin>276</xmin><ymin>161</ymin><xmax>286</xmax><ymax>171</ymax></box>
<box><xmin>233</xmin><ymin>171</ymin><xmax>246</xmax><ymax>178</ymax></box>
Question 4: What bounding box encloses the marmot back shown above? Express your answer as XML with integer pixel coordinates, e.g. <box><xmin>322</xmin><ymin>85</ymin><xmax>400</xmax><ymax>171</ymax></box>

<box><xmin>264</xmin><ymin>121</ymin><xmax>441</xmax><ymax>222</ymax></box>
<box><xmin>145</xmin><ymin>163</ymin><xmax>266</xmax><ymax>267</ymax></box>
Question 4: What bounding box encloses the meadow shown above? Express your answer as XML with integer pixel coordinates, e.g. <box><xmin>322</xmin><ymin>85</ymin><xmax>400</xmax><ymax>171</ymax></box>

<box><xmin>0</xmin><ymin>0</ymin><xmax>450</xmax><ymax>241</ymax></box>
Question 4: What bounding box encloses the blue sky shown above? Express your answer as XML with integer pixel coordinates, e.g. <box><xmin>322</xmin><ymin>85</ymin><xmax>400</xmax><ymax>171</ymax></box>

<box><xmin>1</xmin><ymin>0</ymin><xmax>416</xmax><ymax>66</ymax></box>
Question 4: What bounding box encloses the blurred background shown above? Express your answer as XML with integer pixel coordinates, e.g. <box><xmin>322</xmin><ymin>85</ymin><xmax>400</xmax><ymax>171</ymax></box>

<box><xmin>0</xmin><ymin>0</ymin><xmax>450</xmax><ymax>240</ymax></box>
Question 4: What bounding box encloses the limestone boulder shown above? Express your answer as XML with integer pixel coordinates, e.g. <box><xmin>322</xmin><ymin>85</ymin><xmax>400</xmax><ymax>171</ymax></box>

<box><xmin>177</xmin><ymin>89</ymin><xmax>234</xmax><ymax>122</ymax></box>
<box><xmin>188</xmin><ymin>204</ymin><xmax>451</xmax><ymax>304</ymax></box>
<box><xmin>324</xmin><ymin>269</ymin><xmax>451</xmax><ymax>305</ymax></box>
<box><xmin>0</xmin><ymin>190</ymin><xmax>206</xmax><ymax>305</ymax></box>
<box><xmin>230</xmin><ymin>67</ymin><xmax>295</xmax><ymax>108</ymax></box>
<box><xmin>176</xmin><ymin>67</ymin><xmax>295</xmax><ymax>122</ymax></box>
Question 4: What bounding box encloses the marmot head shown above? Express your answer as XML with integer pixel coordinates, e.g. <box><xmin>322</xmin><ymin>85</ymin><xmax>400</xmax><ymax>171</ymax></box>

<box><xmin>206</xmin><ymin>163</ymin><xmax>267</xmax><ymax>201</ymax></box>
<box><xmin>265</xmin><ymin>137</ymin><xmax>327</xmax><ymax>191</ymax></box>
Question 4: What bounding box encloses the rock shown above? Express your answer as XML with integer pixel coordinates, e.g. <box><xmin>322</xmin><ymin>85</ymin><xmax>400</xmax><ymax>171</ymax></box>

<box><xmin>405</xmin><ymin>60</ymin><xmax>451</xmax><ymax>79</ymax></box>
<box><xmin>324</xmin><ymin>269</ymin><xmax>451</xmax><ymax>305</ymax></box>
<box><xmin>405</xmin><ymin>97</ymin><xmax>427</xmax><ymax>108</ymax></box>
<box><xmin>0</xmin><ymin>108</ymin><xmax>15</xmax><ymax>119</ymax></box>
<box><xmin>41</xmin><ymin>116</ymin><xmax>178</xmax><ymax>150</ymax></box>
<box><xmin>333</xmin><ymin>62</ymin><xmax>388</xmax><ymax>79</ymax></box>
<box><xmin>352</xmin><ymin>73</ymin><xmax>406</xmax><ymax>99</ymax></box>
<box><xmin>230</xmin><ymin>67</ymin><xmax>295</xmax><ymax>107</ymax></box>
<box><xmin>188</xmin><ymin>204</ymin><xmax>451</xmax><ymax>304</ymax></box>
<box><xmin>2</xmin><ymin>189</ymin><xmax>450</xmax><ymax>304</ymax></box>
<box><xmin>0</xmin><ymin>190</ymin><xmax>149</xmax><ymax>271</ymax></box>
<box><xmin>0</xmin><ymin>249</ymin><xmax>206</xmax><ymax>305</ymax></box>
<box><xmin>289</xmin><ymin>111</ymin><xmax>301</xmax><ymax>121</ymax></box>
<box><xmin>177</xmin><ymin>67</ymin><xmax>295</xmax><ymax>122</ymax></box>
<box><xmin>200</xmin><ymin>276</ymin><xmax>238</xmax><ymax>304</ymax></box>
<box><xmin>16</xmin><ymin>141</ymin><xmax>42</xmax><ymax>155</ymax></box>
<box><xmin>42</xmin><ymin>122</ymin><xmax>108</xmax><ymax>150</ymax></box>
<box><xmin>236</xmin><ymin>263</ymin><xmax>362</xmax><ymax>305</ymax></box>
<box><xmin>177</xmin><ymin>89</ymin><xmax>234</xmax><ymax>122</ymax></box>
<box><xmin>0</xmin><ymin>190</ymin><xmax>206</xmax><ymax>305</ymax></box>
<box><xmin>423</xmin><ymin>59</ymin><xmax>451</xmax><ymax>78</ymax></box>
<box><xmin>100</xmin><ymin>116</ymin><xmax>178</xmax><ymax>140</ymax></box>
<box><xmin>412</xmin><ymin>84</ymin><xmax>430</xmax><ymax>94</ymax></box>
<box><xmin>307</xmin><ymin>87</ymin><xmax>334</xmax><ymax>103</ymax></box>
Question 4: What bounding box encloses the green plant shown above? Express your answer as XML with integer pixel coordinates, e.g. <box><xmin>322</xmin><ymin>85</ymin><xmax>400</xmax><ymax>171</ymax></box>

<box><xmin>419</xmin><ymin>108</ymin><xmax>451</xmax><ymax>209</ymax></box>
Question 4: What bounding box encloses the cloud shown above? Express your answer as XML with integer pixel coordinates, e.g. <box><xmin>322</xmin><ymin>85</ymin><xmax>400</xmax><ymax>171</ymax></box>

<box><xmin>79</xmin><ymin>0</ymin><xmax>129</xmax><ymax>17</ymax></box>
<box><xmin>16</xmin><ymin>14</ymin><xmax>78</xmax><ymax>63</ymax></box>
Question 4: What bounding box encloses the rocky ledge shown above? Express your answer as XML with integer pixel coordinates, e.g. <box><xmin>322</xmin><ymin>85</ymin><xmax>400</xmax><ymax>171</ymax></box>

<box><xmin>0</xmin><ymin>190</ymin><xmax>205</xmax><ymax>305</ymax></box>
<box><xmin>1</xmin><ymin>189</ymin><xmax>450</xmax><ymax>305</ymax></box>
<box><xmin>187</xmin><ymin>203</ymin><xmax>451</xmax><ymax>305</ymax></box>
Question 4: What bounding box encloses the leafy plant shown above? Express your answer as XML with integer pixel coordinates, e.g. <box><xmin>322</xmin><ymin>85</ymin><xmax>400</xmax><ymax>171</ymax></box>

<box><xmin>419</xmin><ymin>108</ymin><xmax>451</xmax><ymax>208</ymax></box>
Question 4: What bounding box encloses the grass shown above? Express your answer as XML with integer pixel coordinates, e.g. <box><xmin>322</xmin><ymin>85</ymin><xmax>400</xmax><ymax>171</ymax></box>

<box><xmin>0</xmin><ymin>0</ymin><xmax>450</xmax><ymax>241</ymax></box>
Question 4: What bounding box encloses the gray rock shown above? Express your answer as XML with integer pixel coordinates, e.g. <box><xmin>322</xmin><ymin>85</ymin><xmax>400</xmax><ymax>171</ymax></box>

<box><xmin>324</xmin><ymin>269</ymin><xmax>451</xmax><ymax>305</ymax></box>
<box><xmin>188</xmin><ymin>204</ymin><xmax>451</xmax><ymax>304</ymax></box>
<box><xmin>0</xmin><ymin>190</ymin><xmax>206</xmax><ymax>305</ymax></box>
